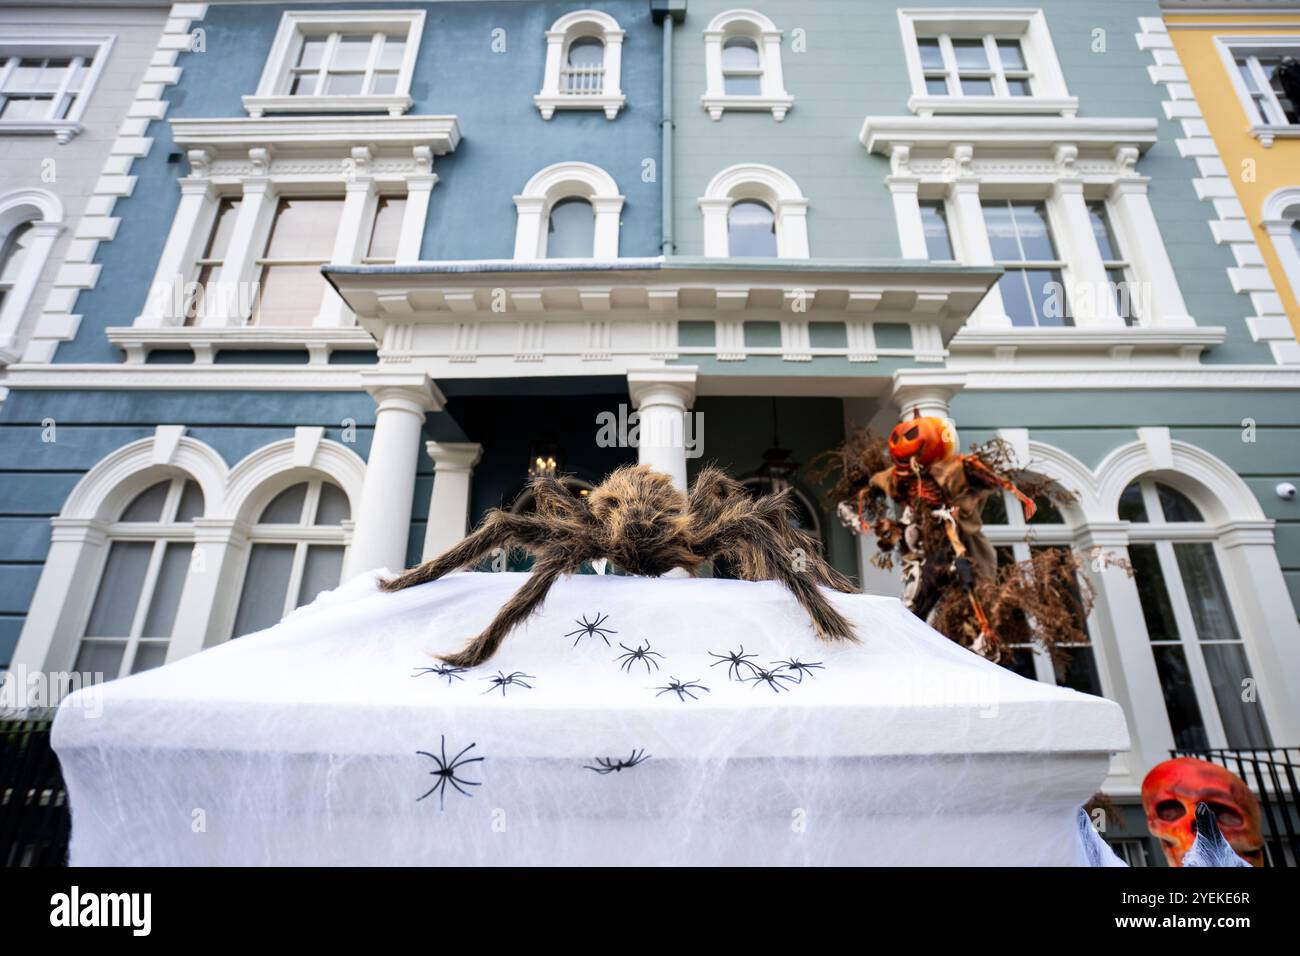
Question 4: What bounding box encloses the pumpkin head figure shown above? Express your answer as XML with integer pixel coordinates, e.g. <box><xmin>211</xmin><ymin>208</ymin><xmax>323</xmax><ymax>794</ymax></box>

<box><xmin>887</xmin><ymin>415</ymin><xmax>954</xmax><ymax>470</ymax></box>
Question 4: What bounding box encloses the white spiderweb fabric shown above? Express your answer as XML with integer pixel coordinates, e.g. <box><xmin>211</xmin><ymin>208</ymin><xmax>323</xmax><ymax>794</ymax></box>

<box><xmin>54</xmin><ymin>571</ymin><xmax>1128</xmax><ymax>865</ymax></box>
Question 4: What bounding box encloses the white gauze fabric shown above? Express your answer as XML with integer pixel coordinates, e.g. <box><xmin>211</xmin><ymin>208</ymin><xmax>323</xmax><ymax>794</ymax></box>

<box><xmin>54</xmin><ymin>571</ymin><xmax>1129</xmax><ymax>865</ymax></box>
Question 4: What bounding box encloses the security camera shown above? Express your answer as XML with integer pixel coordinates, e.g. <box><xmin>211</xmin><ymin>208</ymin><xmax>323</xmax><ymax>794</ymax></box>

<box><xmin>1278</xmin><ymin>482</ymin><xmax>1298</xmax><ymax>501</ymax></box>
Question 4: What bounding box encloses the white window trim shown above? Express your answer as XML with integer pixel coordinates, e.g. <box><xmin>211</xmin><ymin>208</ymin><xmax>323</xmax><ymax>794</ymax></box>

<box><xmin>1261</xmin><ymin>187</ymin><xmax>1300</xmax><ymax>310</ymax></box>
<box><xmin>0</xmin><ymin>34</ymin><xmax>115</xmax><ymax>143</ymax></box>
<box><xmin>1214</xmin><ymin>35</ymin><xmax>1300</xmax><ymax>148</ymax></box>
<box><xmin>698</xmin><ymin>162</ymin><xmax>809</xmax><ymax>258</ymax></box>
<box><xmin>0</xmin><ymin>188</ymin><xmax>63</xmax><ymax>366</ymax></box>
<box><xmin>897</xmin><ymin>8</ymin><xmax>1076</xmax><ymax>118</ymax></box>
<box><xmin>7</xmin><ymin>428</ymin><xmax>366</xmax><ymax>694</ymax></box>
<box><xmin>534</xmin><ymin>9</ymin><xmax>626</xmax><ymax>120</ymax></box>
<box><xmin>701</xmin><ymin>9</ymin><xmax>794</xmax><ymax>122</ymax></box>
<box><xmin>513</xmin><ymin>161</ymin><xmax>624</xmax><ymax>260</ymax></box>
<box><xmin>243</xmin><ymin>9</ymin><xmax>425</xmax><ymax>118</ymax></box>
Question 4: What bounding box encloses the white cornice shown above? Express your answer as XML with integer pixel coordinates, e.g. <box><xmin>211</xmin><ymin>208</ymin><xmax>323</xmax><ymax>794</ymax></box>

<box><xmin>0</xmin><ymin>364</ymin><xmax>369</xmax><ymax>393</ymax></box>
<box><xmin>169</xmin><ymin>115</ymin><xmax>461</xmax><ymax>154</ymax></box>
<box><xmin>958</xmin><ymin>365</ymin><xmax>1300</xmax><ymax>389</ymax></box>
<box><xmin>860</xmin><ymin>115</ymin><xmax>1159</xmax><ymax>154</ymax></box>
<box><xmin>948</xmin><ymin>326</ymin><xmax>1227</xmax><ymax>365</ymax></box>
<box><xmin>105</xmin><ymin>325</ymin><xmax>376</xmax><ymax>364</ymax></box>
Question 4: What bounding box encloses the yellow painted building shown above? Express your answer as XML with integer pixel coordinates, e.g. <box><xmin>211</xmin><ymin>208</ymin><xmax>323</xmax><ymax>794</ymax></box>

<box><xmin>1160</xmin><ymin>3</ymin><xmax>1300</xmax><ymax>363</ymax></box>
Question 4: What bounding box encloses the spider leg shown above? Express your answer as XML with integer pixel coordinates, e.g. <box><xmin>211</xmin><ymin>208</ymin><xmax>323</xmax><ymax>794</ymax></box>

<box><xmin>441</xmin><ymin>553</ymin><xmax>584</xmax><ymax>667</ymax></box>
<box><xmin>380</xmin><ymin>510</ymin><xmax>550</xmax><ymax>592</ymax></box>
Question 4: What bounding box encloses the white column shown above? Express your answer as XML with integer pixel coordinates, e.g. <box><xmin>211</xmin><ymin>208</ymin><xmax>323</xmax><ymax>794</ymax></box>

<box><xmin>1051</xmin><ymin>177</ymin><xmax>1122</xmax><ymax>327</ymax></box>
<box><xmin>397</xmin><ymin>147</ymin><xmax>438</xmax><ymax>263</ymax></box>
<box><xmin>166</xmin><ymin>519</ymin><xmax>245</xmax><ymax>660</ymax></box>
<box><xmin>203</xmin><ymin>173</ymin><xmax>276</xmax><ymax>327</ymax></box>
<box><xmin>513</xmin><ymin>196</ymin><xmax>545</xmax><ymax>259</ymax></box>
<box><xmin>627</xmin><ymin>367</ymin><xmax>698</xmax><ymax>490</ymax></box>
<box><xmin>946</xmin><ymin>173</ymin><xmax>1009</xmax><ymax>329</ymax></box>
<box><xmin>888</xmin><ymin>175</ymin><xmax>927</xmax><ymax>259</ymax></box>
<box><xmin>345</xmin><ymin>372</ymin><xmax>443</xmax><ymax>576</ymax></box>
<box><xmin>592</xmin><ymin>195</ymin><xmax>625</xmax><ymax>259</ymax></box>
<box><xmin>422</xmin><ymin>442</ymin><xmax>483</xmax><ymax>560</ymax></box>
<box><xmin>1109</xmin><ymin>175</ymin><xmax>1193</xmax><ymax>328</ymax></box>
<box><xmin>699</xmin><ymin>198</ymin><xmax>730</xmax><ymax>257</ymax></box>
<box><xmin>891</xmin><ymin>370</ymin><xmax>965</xmax><ymax>446</ymax></box>
<box><xmin>0</xmin><ymin>220</ymin><xmax>63</xmax><ymax>364</ymax></box>
<box><xmin>317</xmin><ymin>165</ymin><xmax>377</xmax><ymax>327</ymax></box>
<box><xmin>139</xmin><ymin>171</ymin><xmax>214</xmax><ymax>327</ymax></box>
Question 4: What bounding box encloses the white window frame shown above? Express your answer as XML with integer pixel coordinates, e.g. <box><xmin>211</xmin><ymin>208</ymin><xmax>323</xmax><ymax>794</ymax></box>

<box><xmin>0</xmin><ymin>35</ymin><xmax>114</xmax><ymax>143</ymax></box>
<box><xmin>698</xmin><ymin>163</ymin><xmax>809</xmax><ymax>258</ymax></box>
<box><xmin>701</xmin><ymin>9</ymin><xmax>794</xmax><ymax>122</ymax></box>
<box><xmin>513</xmin><ymin>161</ymin><xmax>624</xmax><ymax>260</ymax></box>
<box><xmin>1215</xmin><ymin>36</ymin><xmax>1300</xmax><ymax>147</ymax></box>
<box><xmin>534</xmin><ymin>9</ymin><xmax>626</xmax><ymax>120</ymax></box>
<box><xmin>898</xmin><ymin>9</ymin><xmax>1076</xmax><ymax>117</ymax></box>
<box><xmin>73</xmin><ymin>476</ymin><xmax>200</xmax><ymax>681</ymax></box>
<box><xmin>0</xmin><ymin>188</ymin><xmax>63</xmax><ymax>366</ymax></box>
<box><xmin>1261</xmin><ymin>187</ymin><xmax>1300</xmax><ymax>347</ymax></box>
<box><xmin>243</xmin><ymin>10</ymin><xmax>425</xmax><ymax>118</ymax></box>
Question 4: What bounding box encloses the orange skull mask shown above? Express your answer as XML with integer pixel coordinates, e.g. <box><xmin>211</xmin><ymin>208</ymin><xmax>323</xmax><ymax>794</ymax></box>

<box><xmin>1141</xmin><ymin>758</ymin><xmax>1264</xmax><ymax>867</ymax></box>
<box><xmin>888</xmin><ymin>415</ymin><xmax>954</xmax><ymax>469</ymax></box>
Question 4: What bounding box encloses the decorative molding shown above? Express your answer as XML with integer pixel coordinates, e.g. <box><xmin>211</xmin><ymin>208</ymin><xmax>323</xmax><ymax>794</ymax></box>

<box><xmin>0</xmin><ymin>189</ymin><xmax>65</xmax><ymax>366</ymax></box>
<box><xmin>0</xmin><ymin>34</ymin><xmax>117</xmax><ymax>143</ymax></box>
<box><xmin>105</xmin><ymin>325</ymin><xmax>376</xmax><ymax>364</ymax></box>
<box><xmin>513</xmin><ymin>161</ymin><xmax>624</xmax><ymax>259</ymax></box>
<box><xmin>701</xmin><ymin>8</ymin><xmax>793</xmax><ymax>121</ymax></box>
<box><xmin>699</xmin><ymin>163</ymin><xmax>809</xmax><ymax>258</ymax></box>
<box><xmin>534</xmin><ymin>9</ymin><xmax>626</xmax><ymax>120</ymax></box>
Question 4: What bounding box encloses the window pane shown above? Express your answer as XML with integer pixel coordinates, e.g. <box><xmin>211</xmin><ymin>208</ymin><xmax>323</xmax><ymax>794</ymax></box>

<box><xmin>289</xmin><ymin>73</ymin><xmax>317</xmax><ymax>96</ymax></box>
<box><xmin>567</xmin><ymin>36</ymin><xmax>604</xmax><ymax>69</ymax></box>
<box><xmin>85</xmin><ymin>542</ymin><xmax>152</xmax><ymax>637</ymax></box>
<box><xmin>997</xmin><ymin>271</ymin><xmax>1037</xmax><ymax>328</ymax></box>
<box><xmin>371</xmin><ymin>72</ymin><xmax>398</xmax><ymax>95</ymax></box>
<box><xmin>997</xmin><ymin>39</ymin><xmax>1026</xmax><ymax>70</ymax></box>
<box><xmin>264</xmin><ymin>198</ymin><xmax>342</xmax><ymax>260</ymax></box>
<box><xmin>260</xmin><ymin>483</ymin><xmax>308</xmax><ymax>524</ymax></box>
<box><xmin>254</xmin><ymin>265</ymin><xmax>327</xmax><ymax>326</ymax></box>
<box><xmin>722</xmin><ymin>36</ymin><xmax>760</xmax><ymax>70</ymax></box>
<box><xmin>119</xmin><ymin>480</ymin><xmax>169</xmax><ymax>522</ymax></box>
<box><xmin>378</xmin><ymin>38</ymin><xmax>405</xmax><ymax>69</ymax></box>
<box><xmin>1026</xmin><ymin>269</ymin><xmax>1070</xmax><ymax>327</ymax></box>
<box><xmin>130</xmin><ymin>642</ymin><xmax>169</xmax><ymax>675</ymax></box>
<box><xmin>324</xmin><ymin>72</ymin><xmax>365</xmax><ymax>95</ymax></box>
<box><xmin>201</xmin><ymin>198</ymin><xmax>241</xmax><ymax>262</ymax></box>
<box><xmin>1201</xmin><ymin>643</ymin><xmax>1272</xmax><ymax>749</ymax></box>
<box><xmin>0</xmin><ymin>222</ymin><xmax>34</xmax><ymax>284</ymax></box>
<box><xmin>142</xmin><ymin>542</ymin><xmax>190</xmax><ymax>637</ymax></box>
<box><xmin>1005</xmin><ymin>78</ymin><xmax>1032</xmax><ymax>96</ymax></box>
<box><xmin>925</xmin><ymin>76</ymin><xmax>949</xmax><ymax>95</ymax></box>
<box><xmin>1118</xmin><ymin>482</ymin><xmax>1149</xmax><ymax>522</ymax></box>
<box><xmin>1129</xmin><ymin>544</ymin><xmax>1178</xmax><ymax>642</ymax></box>
<box><xmin>546</xmin><ymin>197</ymin><xmax>595</xmax><ymax>258</ymax></box>
<box><xmin>951</xmin><ymin>39</ymin><xmax>988</xmax><ymax>70</ymax></box>
<box><xmin>727</xmin><ymin>199</ymin><xmax>777</xmax><ymax>257</ymax></box>
<box><xmin>73</xmin><ymin>641</ymin><xmax>125</xmax><ymax>681</ymax></box>
<box><xmin>1157</xmin><ymin>484</ymin><xmax>1203</xmax><ymax>523</ymax></box>
<box><xmin>1235</xmin><ymin>58</ymin><xmax>1258</xmax><ymax>93</ymax></box>
<box><xmin>917</xmin><ymin>38</ymin><xmax>944</xmax><ymax>70</ymax></box>
<box><xmin>332</xmin><ymin>35</ymin><xmax>372</xmax><ymax>70</ymax></box>
<box><xmin>1152</xmin><ymin>645</ymin><xmax>1211</xmax><ymax>751</ymax></box>
<box><xmin>1087</xmin><ymin>202</ymin><xmax>1120</xmax><ymax>261</ymax></box>
<box><xmin>959</xmin><ymin>77</ymin><xmax>994</xmax><ymax>96</ymax></box>
<box><xmin>297</xmin><ymin>545</ymin><xmax>344</xmax><ymax>607</ymax></box>
<box><xmin>297</xmin><ymin>37</ymin><xmax>327</xmax><ymax>70</ymax></box>
<box><xmin>314</xmin><ymin>482</ymin><xmax>351</xmax><ymax>525</ymax></box>
<box><xmin>983</xmin><ymin>201</ymin><xmax>1019</xmax><ymax>260</ymax></box>
<box><xmin>982</xmin><ymin>492</ymin><xmax>1009</xmax><ymax>525</ymax></box>
<box><xmin>0</xmin><ymin>97</ymin><xmax>50</xmax><ymax>120</ymax></box>
<box><xmin>232</xmin><ymin>543</ymin><xmax>295</xmax><ymax>637</ymax></box>
<box><xmin>1058</xmin><ymin>646</ymin><xmax>1103</xmax><ymax>697</ymax></box>
<box><xmin>1012</xmin><ymin>203</ymin><xmax>1057</xmax><ymax>260</ymax></box>
<box><xmin>724</xmin><ymin>73</ymin><xmax>762</xmax><ymax>95</ymax></box>
<box><xmin>1173</xmin><ymin>543</ymin><xmax>1239</xmax><ymax>641</ymax></box>
<box><xmin>920</xmin><ymin>201</ymin><xmax>954</xmax><ymax>260</ymax></box>
<box><xmin>1002</xmin><ymin>647</ymin><xmax>1038</xmax><ymax>680</ymax></box>
<box><xmin>175</xmin><ymin>480</ymin><xmax>205</xmax><ymax>521</ymax></box>
<box><xmin>367</xmin><ymin>196</ymin><xmax>406</xmax><ymax>260</ymax></box>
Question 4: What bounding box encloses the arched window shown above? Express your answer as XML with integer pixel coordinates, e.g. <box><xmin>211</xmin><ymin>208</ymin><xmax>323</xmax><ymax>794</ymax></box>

<box><xmin>0</xmin><ymin>220</ymin><xmax>33</xmax><ymax>312</ymax></box>
<box><xmin>702</xmin><ymin>10</ymin><xmax>793</xmax><ymax>121</ymax></box>
<box><xmin>535</xmin><ymin>10</ymin><xmax>625</xmax><ymax>119</ymax></box>
<box><xmin>232</xmin><ymin>478</ymin><xmax>350</xmax><ymax>638</ymax></box>
<box><xmin>513</xmin><ymin>162</ymin><xmax>623</xmax><ymax>260</ymax></box>
<box><xmin>0</xmin><ymin>189</ymin><xmax>63</xmax><ymax>365</ymax></box>
<box><xmin>1261</xmin><ymin>188</ymin><xmax>1300</xmax><ymax>361</ymax></box>
<box><xmin>546</xmin><ymin>196</ymin><xmax>595</xmax><ymax>258</ymax></box>
<box><xmin>727</xmin><ymin>199</ymin><xmax>777</xmax><ymax>257</ymax></box>
<box><xmin>73</xmin><ymin>476</ymin><xmax>204</xmax><ymax>680</ymax></box>
<box><xmin>1121</xmin><ymin>476</ymin><xmax>1272</xmax><ymax>750</ymax></box>
<box><xmin>980</xmin><ymin>480</ymin><xmax>1102</xmax><ymax>695</ymax></box>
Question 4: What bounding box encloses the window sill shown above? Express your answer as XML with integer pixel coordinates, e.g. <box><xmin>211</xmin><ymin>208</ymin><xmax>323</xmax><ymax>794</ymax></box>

<box><xmin>1250</xmin><ymin>124</ymin><xmax>1300</xmax><ymax>148</ymax></box>
<box><xmin>0</xmin><ymin>119</ymin><xmax>83</xmax><ymax>144</ymax></box>
<box><xmin>241</xmin><ymin>94</ymin><xmax>413</xmax><ymax>118</ymax></box>
<box><xmin>533</xmin><ymin>92</ymin><xmax>625</xmax><ymax>120</ymax></box>
<box><xmin>701</xmin><ymin>93</ymin><xmax>794</xmax><ymax>122</ymax></box>
<box><xmin>108</xmin><ymin>325</ymin><xmax>376</xmax><ymax>364</ymax></box>
<box><xmin>907</xmin><ymin>94</ymin><xmax>1079</xmax><ymax>118</ymax></box>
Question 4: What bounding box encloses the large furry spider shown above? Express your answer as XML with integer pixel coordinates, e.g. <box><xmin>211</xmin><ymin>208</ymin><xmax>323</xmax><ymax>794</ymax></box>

<box><xmin>382</xmin><ymin>464</ymin><xmax>858</xmax><ymax>667</ymax></box>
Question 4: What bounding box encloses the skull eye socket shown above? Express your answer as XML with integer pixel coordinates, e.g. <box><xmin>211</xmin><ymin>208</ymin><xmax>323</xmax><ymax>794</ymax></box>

<box><xmin>903</xmin><ymin>426</ymin><xmax>920</xmax><ymax>441</ymax></box>
<box><xmin>1155</xmin><ymin>799</ymin><xmax>1187</xmax><ymax>822</ymax></box>
<box><xmin>1206</xmin><ymin>802</ymin><xmax>1244</xmax><ymax>827</ymax></box>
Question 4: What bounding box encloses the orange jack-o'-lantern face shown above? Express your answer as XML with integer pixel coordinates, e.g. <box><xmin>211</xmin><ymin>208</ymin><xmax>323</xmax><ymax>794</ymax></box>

<box><xmin>888</xmin><ymin>416</ymin><xmax>953</xmax><ymax>468</ymax></box>
<box><xmin>1141</xmin><ymin>758</ymin><xmax>1264</xmax><ymax>867</ymax></box>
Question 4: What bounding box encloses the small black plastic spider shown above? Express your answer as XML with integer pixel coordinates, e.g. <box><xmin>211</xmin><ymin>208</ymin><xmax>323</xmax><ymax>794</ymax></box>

<box><xmin>584</xmin><ymin>749</ymin><xmax>651</xmax><ymax>774</ymax></box>
<box><xmin>655</xmin><ymin>677</ymin><xmax>710</xmax><ymax>701</ymax></box>
<box><xmin>772</xmin><ymin>657</ymin><xmax>824</xmax><ymax>683</ymax></box>
<box><xmin>616</xmin><ymin>641</ymin><xmax>664</xmax><ymax>674</ymax></box>
<box><xmin>566</xmin><ymin>612</ymin><xmax>617</xmax><ymax>648</ymax></box>
<box><xmin>411</xmin><ymin>664</ymin><xmax>467</xmax><ymax>685</ymax></box>
<box><xmin>708</xmin><ymin>645</ymin><xmax>762</xmax><ymax>681</ymax></box>
<box><xmin>481</xmin><ymin>670</ymin><xmax>535</xmax><ymax>696</ymax></box>
<box><xmin>746</xmin><ymin>667</ymin><xmax>800</xmax><ymax>694</ymax></box>
<box><xmin>416</xmin><ymin>736</ymin><xmax>484</xmax><ymax>810</ymax></box>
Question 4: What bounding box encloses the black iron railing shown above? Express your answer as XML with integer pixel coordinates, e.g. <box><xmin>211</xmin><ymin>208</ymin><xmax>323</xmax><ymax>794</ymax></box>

<box><xmin>1170</xmin><ymin>747</ymin><xmax>1300</xmax><ymax>867</ymax></box>
<box><xmin>0</xmin><ymin>712</ymin><xmax>69</xmax><ymax>867</ymax></box>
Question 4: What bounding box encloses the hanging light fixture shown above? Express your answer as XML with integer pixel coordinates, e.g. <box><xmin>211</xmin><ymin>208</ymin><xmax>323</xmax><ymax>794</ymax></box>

<box><xmin>527</xmin><ymin>444</ymin><xmax>560</xmax><ymax>480</ymax></box>
<box><xmin>753</xmin><ymin>398</ymin><xmax>798</xmax><ymax>493</ymax></box>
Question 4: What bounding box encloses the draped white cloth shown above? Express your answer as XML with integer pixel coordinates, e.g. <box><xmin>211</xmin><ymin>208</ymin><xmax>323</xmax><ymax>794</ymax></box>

<box><xmin>54</xmin><ymin>571</ymin><xmax>1128</xmax><ymax>865</ymax></box>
